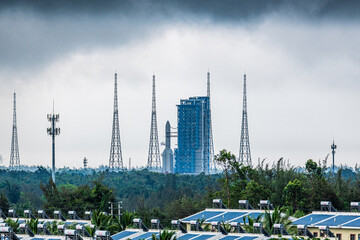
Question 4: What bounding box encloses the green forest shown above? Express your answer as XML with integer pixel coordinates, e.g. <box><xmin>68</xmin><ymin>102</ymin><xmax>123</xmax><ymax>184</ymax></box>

<box><xmin>1</xmin><ymin>149</ymin><xmax>360</xmax><ymax>229</ymax></box>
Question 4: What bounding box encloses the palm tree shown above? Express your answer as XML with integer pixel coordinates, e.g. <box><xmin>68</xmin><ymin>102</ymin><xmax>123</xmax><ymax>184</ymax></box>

<box><xmin>91</xmin><ymin>210</ymin><xmax>113</xmax><ymax>230</ymax></box>
<box><xmin>151</xmin><ymin>230</ymin><xmax>176</xmax><ymax>240</ymax></box>
<box><xmin>242</xmin><ymin>214</ymin><xmax>263</xmax><ymax>233</ymax></box>
<box><xmin>263</xmin><ymin>206</ymin><xmax>291</xmax><ymax>234</ymax></box>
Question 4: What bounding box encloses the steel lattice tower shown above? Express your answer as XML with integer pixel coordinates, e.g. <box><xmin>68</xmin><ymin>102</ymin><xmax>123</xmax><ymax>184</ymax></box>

<box><xmin>239</xmin><ymin>74</ymin><xmax>252</xmax><ymax>166</ymax></box>
<box><xmin>10</xmin><ymin>92</ymin><xmax>20</xmax><ymax>169</ymax></box>
<box><xmin>109</xmin><ymin>73</ymin><xmax>123</xmax><ymax>169</ymax></box>
<box><xmin>207</xmin><ymin>72</ymin><xmax>215</xmax><ymax>172</ymax></box>
<box><xmin>147</xmin><ymin>75</ymin><xmax>161</xmax><ymax>170</ymax></box>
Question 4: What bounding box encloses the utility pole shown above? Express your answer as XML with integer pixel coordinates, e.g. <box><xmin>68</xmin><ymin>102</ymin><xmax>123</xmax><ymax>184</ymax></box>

<box><xmin>47</xmin><ymin>102</ymin><xmax>60</xmax><ymax>183</ymax></box>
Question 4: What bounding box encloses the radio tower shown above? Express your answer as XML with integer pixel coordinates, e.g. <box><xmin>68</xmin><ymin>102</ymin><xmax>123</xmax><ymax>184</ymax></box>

<box><xmin>239</xmin><ymin>74</ymin><xmax>252</xmax><ymax>166</ymax></box>
<box><xmin>47</xmin><ymin>102</ymin><xmax>60</xmax><ymax>183</ymax></box>
<box><xmin>109</xmin><ymin>73</ymin><xmax>123</xmax><ymax>169</ymax></box>
<box><xmin>207</xmin><ymin>72</ymin><xmax>215</xmax><ymax>172</ymax></box>
<box><xmin>147</xmin><ymin>75</ymin><xmax>161</xmax><ymax>170</ymax></box>
<box><xmin>10</xmin><ymin>92</ymin><xmax>20</xmax><ymax>169</ymax></box>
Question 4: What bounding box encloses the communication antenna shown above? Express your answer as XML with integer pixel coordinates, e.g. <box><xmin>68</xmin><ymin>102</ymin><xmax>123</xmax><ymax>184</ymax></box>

<box><xmin>47</xmin><ymin>101</ymin><xmax>60</xmax><ymax>183</ymax></box>
<box><xmin>331</xmin><ymin>140</ymin><xmax>337</xmax><ymax>174</ymax></box>
<box><xmin>83</xmin><ymin>157</ymin><xmax>88</xmax><ymax>168</ymax></box>
<box><xmin>10</xmin><ymin>92</ymin><xmax>20</xmax><ymax>169</ymax></box>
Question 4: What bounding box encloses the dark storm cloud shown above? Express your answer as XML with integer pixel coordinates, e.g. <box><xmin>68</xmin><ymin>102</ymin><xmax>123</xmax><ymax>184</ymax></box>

<box><xmin>0</xmin><ymin>0</ymin><xmax>358</xmax><ymax>76</ymax></box>
<box><xmin>1</xmin><ymin>0</ymin><xmax>359</xmax><ymax>20</ymax></box>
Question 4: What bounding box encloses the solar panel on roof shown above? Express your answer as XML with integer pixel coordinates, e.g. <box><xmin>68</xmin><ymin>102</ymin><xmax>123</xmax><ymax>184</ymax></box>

<box><xmin>291</xmin><ymin>214</ymin><xmax>334</xmax><ymax>225</ymax></box>
<box><xmin>182</xmin><ymin>211</ymin><xmax>225</xmax><ymax>222</ymax></box>
<box><xmin>316</xmin><ymin>215</ymin><xmax>360</xmax><ymax>226</ymax></box>
<box><xmin>218</xmin><ymin>236</ymin><xmax>240</xmax><ymax>240</ymax></box>
<box><xmin>131</xmin><ymin>232</ymin><xmax>156</xmax><ymax>240</ymax></box>
<box><xmin>30</xmin><ymin>238</ymin><xmax>45</xmax><ymax>240</ymax></box>
<box><xmin>342</xmin><ymin>218</ymin><xmax>360</xmax><ymax>227</ymax></box>
<box><xmin>234</xmin><ymin>212</ymin><xmax>263</xmax><ymax>223</ymax></box>
<box><xmin>178</xmin><ymin>234</ymin><xmax>199</xmax><ymax>240</ymax></box>
<box><xmin>48</xmin><ymin>239</ymin><xmax>62</xmax><ymax>240</ymax></box>
<box><xmin>237</xmin><ymin>236</ymin><xmax>258</xmax><ymax>240</ymax></box>
<box><xmin>206</xmin><ymin>212</ymin><xmax>248</xmax><ymax>222</ymax></box>
<box><xmin>191</xmin><ymin>235</ymin><xmax>214</xmax><ymax>240</ymax></box>
<box><xmin>112</xmin><ymin>231</ymin><xmax>138</xmax><ymax>240</ymax></box>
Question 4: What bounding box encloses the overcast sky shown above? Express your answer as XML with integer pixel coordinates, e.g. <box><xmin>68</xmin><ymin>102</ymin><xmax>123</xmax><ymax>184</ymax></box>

<box><xmin>0</xmin><ymin>0</ymin><xmax>359</xmax><ymax>169</ymax></box>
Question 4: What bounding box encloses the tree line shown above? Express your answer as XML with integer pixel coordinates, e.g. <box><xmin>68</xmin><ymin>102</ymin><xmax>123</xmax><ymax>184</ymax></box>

<box><xmin>0</xmin><ymin>151</ymin><xmax>359</xmax><ymax>229</ymax></box>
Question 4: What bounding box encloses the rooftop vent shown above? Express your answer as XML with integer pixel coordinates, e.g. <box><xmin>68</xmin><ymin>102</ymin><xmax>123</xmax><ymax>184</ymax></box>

<box><xmin>212</xmin><ymin>199</ymin><xmax>227</xmax><ymax>209</ymax></box>
<box><xmin>239</xmin><ymin>200</ymin><xmax>253</xmax><ymax>210</ymax></box>
<box><xmin>320</xmin><ymin>201</ymin><xmax>337</xmax><ymax>212</ymax></box>
<box><xmin>171</xmin><ymin>220</ymin><xmax>187</xmax><ymax>233</ymax></box>
<box><xmin>259</xmin><ymin>200</ymin><xmax>274</xmax><ymax>210</ymax></box>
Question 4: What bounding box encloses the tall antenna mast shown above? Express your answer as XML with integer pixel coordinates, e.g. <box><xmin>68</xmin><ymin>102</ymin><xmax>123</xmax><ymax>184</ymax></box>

<box><xmin>47</xmin><ymin>102</ymin><xmax>60</xmax><ymax>183</ymax></box>
<box><xmin>109</xmin><ymin>72</ymin><xmax>123</xmax><ymax>169</ymax></box>
<box><xmin>331</xmin><ymin>140</ymin><xmax>337</xmax><ymax>174</ymax></box>
<box><xmin>10</xmin><ymin>92</ymin><xmax>20</xmax><ymax>169</ymax></box>
<box><xmin>207</xmin><ymin>72</ymin><xmax>215</xmax><ymax>172</ymax></box>
<box><xmin>147</xmin><ymin>75</ymin><xmax>161</xmax><ymax>170</ymax></box>
<box><xmin>239</xmin><ymin>74</ymin><xmax>252</xmax><ymax>166</ymax></box>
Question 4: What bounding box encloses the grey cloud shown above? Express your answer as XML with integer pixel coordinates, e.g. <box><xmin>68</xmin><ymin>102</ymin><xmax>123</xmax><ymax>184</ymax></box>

<box><xmin>1</xmin><ymin>0</ymin><xmax>359</xmax><ymax>20</ymax></box>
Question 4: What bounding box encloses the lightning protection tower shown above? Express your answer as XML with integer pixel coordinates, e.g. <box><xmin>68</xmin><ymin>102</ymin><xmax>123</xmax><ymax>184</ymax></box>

<box><xmin>207</xmin><ymin>72</ymin><xmax>215</xmax><ymax>172</ymax></box>
<box><xmin>10</xmin><ymin>92</ymin><xmax>20</xmax><ymax>169</ymax></box>
<box><xmin>109</xmin><ymin>73</ymin><xmax>123</xmax><ymax>169</ymax></box>
<box><xmin>147</xmin><ymin>75</ymin><xmax>161</xmax><ymax>170</ymax></box>
<box><xmin>239</xmin><ymin>74</ymin><xmax>252</xmax><ymax>166</ymax></box>
<box><xmin>47</xmin><ymin>103</ymin><xmax>60</xmax><ymax>183</ymax></box>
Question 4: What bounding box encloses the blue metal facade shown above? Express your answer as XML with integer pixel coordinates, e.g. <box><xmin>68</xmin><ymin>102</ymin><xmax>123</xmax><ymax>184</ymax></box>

<box><xmin>175</xmin><ymin>96</ymin><xmax>211</xmax><ymax>174</ymax></box>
